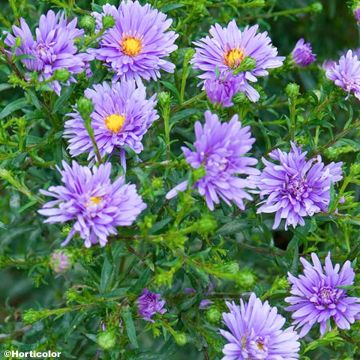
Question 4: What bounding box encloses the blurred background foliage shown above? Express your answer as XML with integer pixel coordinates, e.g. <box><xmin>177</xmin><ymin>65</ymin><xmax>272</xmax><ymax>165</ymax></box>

<box><xmin>0</xmin><ymin>0</ymin><xmax>360</xmax><ymax>359</ymax></box>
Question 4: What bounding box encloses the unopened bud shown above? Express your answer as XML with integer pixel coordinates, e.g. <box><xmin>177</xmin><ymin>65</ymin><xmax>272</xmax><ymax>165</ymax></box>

<box><xmin>54</xmin><ymin>68</ymin><xmax>70</xmax><ymax>82</ymax></box>
<box><xmin>80</xmin><ymin>15</ymin><xmax>96</xmax><ymax>33</ymax></box>
<box><xmin>77</xmin><ymin>97</ymin><xmax>94</xmax><ymax>118</ymax></box>
<box><xmin>174</xmin><ymin>332</ymin><xmax>187</xmax><ymax>346</ymax></box>
<box><xmin>102</xmin><ymin>15</ymin><xmax>115</xmax><ymax>29</ymax></box>
<box><xmin>97</xmin><ymin>330</ymin><xmax>117</xmax><ymax>350</ymax></box>
<box><xmin>206</xmin><ymin>307</ymin><xmax>222</xmax><ymax>323</ymax></box>
<box><xmin>285</xmin><ymin>83</ymin><xmax>300</xmax><ymax>99</ymax></box>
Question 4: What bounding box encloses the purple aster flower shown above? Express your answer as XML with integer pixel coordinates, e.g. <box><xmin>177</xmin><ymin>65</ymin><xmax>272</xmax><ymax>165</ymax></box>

<box><xmin>286</xmin><ymin>253</ymin><xmax>360</xmax><ymax>337</ymax></box>
<box><xmin>292</xmin><ymin>39</ymin><xmax>316</xmax><ymax>67</ymax></box>
<box><xmin>50</xmin><ymin>251</ymin><xmax>71</xmax><ymax>273</ymax></box>
<box><xmin>192</xmin><ymin>21</ymin><xmax>284</xmax><ymax>102</ymax></box>
<box><xmin>204</xmin><ymin>71</ymin><xmax>241</xmax><ymax>107</ymax></box>
<box><xmin>255</xmin><ymin>142</ymin><xmax>343</xmax><ymax>230</ymax></box>
<box><xmin>137</xmin><ymin>288</ymin><xmax>167</xmax><ymax>322</ymax></box>
<box><xmin>89</xmin><ymin>0</ymin><xmax>178</xmax><ymax>81</ymax></box>
<box><xmin>64</xmin><ymin>81</ymin><xmax>158</xmax><ymax>168</ymax></box>
<box><xmin>326</xmin><ymin>50</ymin><xmax>360</xmax><ymax>100</ymax></box>
<box><xmin>199</xmin><ymin>299</ymin><xmax>213</xmax><ymax>310</ymax></box>
<box><xmin>355</xmin><ymin>8</ymin><xmax>360</xmax><ymax>22</ymax></box>
<box><xmin>5</xmin><ymin>10</ymin><xmax>91</xmax><ymax>95</ymax></box>
<box><xmin>39</xmin><ymin>161</ymin><xmax>146</xmax><ymax>248</ymax></box>
<box><xmin>220</xmin><ymin>293</ymin><xmax>300</xmax><ymax>360</ymax></box>
<box><xmin>166</xmin><ymin>111</ymin><xmax>259</xmax><ymax>211</ymax></box>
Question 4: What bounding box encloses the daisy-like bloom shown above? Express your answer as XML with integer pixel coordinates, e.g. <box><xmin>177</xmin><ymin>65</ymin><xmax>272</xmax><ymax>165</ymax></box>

<box><xmin>326</xmin><ymin>50</ymin><xmax>360</xmax><ymax>100</ymax></box>
<box><xmin>192</xmin><ymin>21</ymin><xmax>284</xmax><ymax>102</ymax></box>
<box><xmin>220</xmin><ymin>293</ymin><xmax>300</xmax><ymax>360</ymax></box>
<box><xmin>64</xmin><ymin>81</ymin><xmax>158</xmax><ymax>167</ymax></box>
<box><xmin>255</xmin><ymin>143</ymin><xmax>343</xmax><ymax>230</ymax></box>
<box><xmin>39</xmin><ymin>161</ymin><xmax>146</xmax><ymax>248</ymax></box>
<box><xmin>137</xmin><ymin>289</ymin><xmax>167</xmax><ymax>322</ymax></box>
<box><xmin>292</xmin><ymin>39</ymin><xmax>316</xmax><ymax>67</ymax></box>
<box><xmin>5</xmin><ymin>10</ymin><xmax>91</xmax><ymax>95</ymax></box>
<box><xmin>89</xmin><ymin>0</ymin><xmax>178</xmax><ymax>81</ymax></box>
<box><xmin>286</xmin><ymin>253</ymin><xmax>360</xmax><ymax>337</ymax></box>
<box><xmin>204</xmin><ymin>71</ymin><xmax>241</xmax><ymax>107</ymax></box>
<box><xmin>166</xmin><ymin>111</ymin><xmax>259</xmax><ymax>211</ymax></box>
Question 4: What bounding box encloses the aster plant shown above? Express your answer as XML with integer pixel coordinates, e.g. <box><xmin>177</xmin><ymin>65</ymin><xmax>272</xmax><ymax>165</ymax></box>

<box><xmin>255</xmin><ymin>143</ymin><xmax>343</xmax><ymax>229</ymax></box>
<box><xmin>39</xmin><ymin>161</ymin><xmax>146</xmax><ymax>247</ymax></box>
<box><xmin>220</xmin><ymin>293</ymin><xmax>300</xmax><ymax>359</ymax></box>
<box><xmin>166</xmin><ymin>110</ymin><xmax>259</xmax><ymax>210</ymax></box>
<box><xmin>64</xmin><ymin>80</ymin><xmax>158</xmax><ymax>167</ymax></box>
<box><xmin>291</xmin><ymin>39</ymin><xmax>316</xmax><ymax>67</ymax></box>
<box><xmin>326</xmin><ymin>50</ymin><xmax>360</xmax><ymax>100</ymax></box>
<box><xmin>5</xmin><ymin>10</ymin><xmax>91</xmax><ymax>94</ymax></box>
<box><xmin>192</xmin><ymin>20</ymin><xmax>284</xmax><ymax>102</ymax></box>
<box><xmin>90</xmin><ymin>0</ymin><xmax>178</xmax><ymax>81</ymax></box>
<box><xmin>137</xmin><ymin>289</ymin><xmax>167</xmax><ymax>322</ymax></box>
<box><xmin>286</xmin><ymin>253</ymin><xmax>360</xmax><ymax>337</ymax></box>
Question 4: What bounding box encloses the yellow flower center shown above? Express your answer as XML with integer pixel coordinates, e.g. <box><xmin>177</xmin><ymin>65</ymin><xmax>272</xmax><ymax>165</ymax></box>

<box><xmin>224</xmin><ymin>48</ymin><xmax>246</xmax><ymax>68</ymax></box>
<box><xmin>121</xmin><ymin>36</ymin><xmax>142</xmax><ymax>57</ymax></box>
<box><xmin>104</xmin><ymin>114</ymin><xmax>125</xmax><ymax>133</ymax></box>
<box><xmin>89</xmin><ymin>196</ymin><xmax>102</xmax><ymax>206</ymax></box>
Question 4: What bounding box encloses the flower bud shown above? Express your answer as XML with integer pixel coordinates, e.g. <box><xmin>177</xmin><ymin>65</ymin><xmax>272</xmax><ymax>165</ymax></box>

<box><xmin>197</xmin><ymin>215</ymin><xmax>217</xmax><ymax>235</ymax></box>
<box><xmin>206</xmin><ymin>307</ymin><xmax>222</xmax><ymax>323</ymax></box>
<box><xmin>310</xmin><ymin>2</ymin><xmax>323</xmax><ymax>13</ymax></box>
<box><xmin>184</xmin><ymin>48</ymin><xmax>195</xmax><ymax>63</ymax></box>
<box><xmin>151</xmin><ymin>177</ymin><xmax>163</xmax><ymax>190</ymax></box>
<box><xmin>174</xmin><ymin>332</ymin><xmax>187</xmax><ymax>346</ymax></box>
<box><xmin>102</xmin><ymin>15</ymin><xmax>116</xmax><ymax>29</ymax></box>
<box><xmin>237</xmin><ymin>269</ymin><xmax>256</xmax><ymax>289</ymax></box>
<box><xmin>233</xmin><ymin>56</ymin><xmax>257</xmax><ymax>75</ymax></box>
<box><xmin>54</xmin><ymin>68</ymin><xmax>70</xmax><ymax>82</ymax></box>
<box><xmin>50</xmin><ymin>251</ymin><xmax>71</xmax><ymax>273</ymax></box>
<box><xmin>97</xmin><ymin>330</ymin><xmax>117</xmax><ymax>350</ymax></box>
<box><xmin>77</xmin><ymin>97</ymin><xmax>94</xmax><ymax>118</ymax></box>
<box><xmin>158</xmin><ymin>91</ymin><xmax>171</xmax><ymax>107</ymax></box>
<box><xmin>285</xmin><ymin>83</ymin><xmax>300</xmax><ymax>99</ymax></box>
<box><xmin>80</xmin><ymin>15</ymin><xmax>96</xmax><ymax>33</ymax></box>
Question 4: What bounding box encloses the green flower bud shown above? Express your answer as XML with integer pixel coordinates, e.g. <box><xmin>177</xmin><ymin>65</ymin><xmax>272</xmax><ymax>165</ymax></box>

<box><xmin>15</xmin><ymin>36</ymin><xmax>22</xmax><ymax>47</ymax></box>
<box><xmin>197</xmin><ymin>215</ymin><xmax>217</xmax><ymax>235</ymax></box>
<box><xmin>151</xmin><ymin>177</ymin><xmax>163</xmax><ymax>190</ymax></box>
<box><xmin>233</xmin><ymin>56</ymin><xmax>257</xmax><ymax>75</ymax></box>
<box><xmin>222</xmin><ymin>262</ymin><xmax>240</xmax><ymax>274</ymax></box>
<box><xmin>77</xmin><ymin>97</ymin><xmax>94</xmax><ymax>118</ymax></box>
<box><xmin>174</xmin><ymin>332</ymin><xmax>187</xmax><ymax>346</ymax></box>
<box><xmin>97</xmin><ymin>330</ymin><xmax>117</xmax><ymax>350</ymax></box>
<box><xmin>79</xmin><ymin>15</ymin><xmax>96</xmax><ymax>33</ymax></box>
<box><xmin>158</xmin><ymin>91</ymin><xmax>171</xmax><ymax>107</ymax></box>
<box><xmin>285</xmin><ymin>83</ymin><xmax>300</xmax><ymax>99</ymax></box>
<box><xmin>310</xmin><ymin>2</ymin><xmax>323</xmax><ymax>13</ymax></box>
<box><xmin>54</xmin><ymin>68</ymin><xmax>70</xmax><ymax>82</ymax></box>
<box><xmin>237</xmin><ymin>269</ymin><xmax>256</xmax><ymax>289</ymax></box>
<box><xmin>233</xmin><ymin>91</ymin><xmax>249</xmax><ymax>104</ymax></box>
<box><xmin>206</xmin><ymin>307</ymin><xmax>222</xmax><ymax>323</ymax></box>
<box><xmin>184</xmin><ymin>48</ymin><xmax>195</xmax><ymax>63</ymax></box>
<box><xmin>102</xmin><ymin>15</ymin><xmax>115</xmax><ymax>30</ymax></box>
<box><xmin>192</xmin><ymin>166</ymin><xmax>206</xmax><ymax>182</ymax></box>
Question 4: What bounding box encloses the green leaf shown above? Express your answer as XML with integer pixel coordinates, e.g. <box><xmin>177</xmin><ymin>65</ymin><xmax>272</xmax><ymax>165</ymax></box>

<box><xmin>122</xmin><ymin>308</ymin><xmax>139</xmax><ymax>348</ymax></box>
<box><xmin>0</xmin><ymin>98</ymin><xmax>28</xmax><ymax>119</ymax></box>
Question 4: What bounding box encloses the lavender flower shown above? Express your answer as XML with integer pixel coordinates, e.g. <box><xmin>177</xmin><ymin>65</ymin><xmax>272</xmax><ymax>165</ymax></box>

<box><xmin>204</xmin><ymin>71</ymin><xmax>241</xmax><ymax>107</ymax></box>
<box><xmin>5</xmin><ymin>10</ymin><xmax>91</xmax><ymax>95</ymax></box>
<box><xmin>39</xmin><ymin>161</ymin><xmax>146</xmax><ymax>248</ymax></box>
<box><xmin>326</xmin><ymin>50</ymin><xmax>360</xmax><ymax>100</ymax></box>
<box><xmin>166</xmin><ymin>111</ymin><xmax>259</xmax><ymax>211</ymax></box>
<box><xmin>286</xmin><ymin>253</ymin><xmax>360</xmax><ymax>337</ymax></box>
<box><xmin>64</xmin><ymin>81</ymin><xmax>158</xmax><ymax>167</ymax></box>
<box><xmin>292</xmin><ymin>39</ymin><xmax>316</xmax><ymax>66</ymax></box>
<box><xmin>355</xmin><ymin>8</ymin><xmax>360</xmax><ymax>22</ymax></box>
<box><xmin>137</xmin><ymin>288</ymin><xmax>166</xmax><ymax>322</ymax></box>
<box><xmin>255</xmin><ymin>143</ymin><xmax>343</xmax><ymax>229</ymax></box>
<box><xmin>220</xmin><ymin>293</ymin><xmax>300</xmax><ymax>359</ymax></box>
<box><xmin>199</xmin><ymin>299</ymin><xmax>213</xmax><ymax>310</ymax></box>
<box><xmin>90</xmin><ymin>0</ymin><xmax>178</xmax><ymax>81</ymax></box>
<box><xmin>192</xmin><ymin>21</ymin><xmax>284</xmax><ymax>102</ymax></box>
<box><xmin>50</xmin><ymin>251</ymin><xmax>71</xmax><ymax>273</ymax></box>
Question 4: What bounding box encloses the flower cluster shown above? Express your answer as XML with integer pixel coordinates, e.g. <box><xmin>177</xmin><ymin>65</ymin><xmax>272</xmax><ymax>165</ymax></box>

<box><xmin>64</xmin><ymin>80</ymin><xmax>158</xmax><ymax>167</ymax></box>
<box><xmin>5</xmin><ymin>10</ymin><xmax>91</xmax><ymax>94</ymax></box>
<box><xmin>39</xmin><ymin>161</ymin><xmax>146</xmax><ymax>248</ymax></box>
<box><xmin>137</xmin><ymin>289</ymin><xmax>167</xmax><ymax>322</ymax></box>
<box><xmin>220</xmin><ymin>293</ymin><xmax>300</xmax><ymax>359</ymax></box>
<box><xmin>286</xmin><ymin>253</ymin><xmax>360</xmax><ymax>337</ymax></box>
<box><xmin>167</xmin><ymin>111</ymin><xmax>259</xmax><ymax>211</ymax></box>
<box><xmin>90</xmin><ymin>0</ymin><xmax>178</xmax><ymax>81</ymax></box>
<box><xmin>254</xmin><ymin>143</ymin><xmax>343</xmax><ymax>229</ymax></box>
<box><xmin>192</xmin><ymin>21</ymin><xmax>284</xmax><ymax>103</ymax></box>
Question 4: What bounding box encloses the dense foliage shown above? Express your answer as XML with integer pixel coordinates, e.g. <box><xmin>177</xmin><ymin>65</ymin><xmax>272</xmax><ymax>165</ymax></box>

<box><xmin>0</xmin><ymin>0</ymin><xmax>360</xmax><ymax>359</ymax></box>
